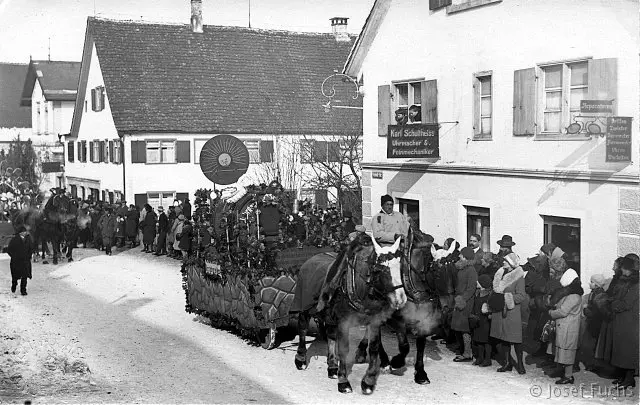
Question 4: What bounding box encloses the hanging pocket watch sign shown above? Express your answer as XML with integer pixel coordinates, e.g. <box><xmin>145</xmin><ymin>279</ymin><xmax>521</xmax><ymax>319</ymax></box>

<box><xmin>199</xmin><ymin>135</ymin><xmax>250</xmax><ymax>185</ymax></box>
<box><xmin>387</xmin><ymin>124</ymin><xmax>439</xmax><ymax>159</ymax></box>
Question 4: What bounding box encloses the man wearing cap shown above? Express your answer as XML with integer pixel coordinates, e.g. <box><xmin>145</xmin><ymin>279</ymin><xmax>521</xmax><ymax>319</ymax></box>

<box><xmin>341</xmin><ymin>210</ymin><xmax>356</xmax><ymax>236</ymax></box>
<box><xmin>7</xmin><ymin>226</ymin><xmax>32</xmax><ymax>295</ymax></box>
<box><xmin>154</xmin><ymin>206</ymin><xmax>169</xmax><ymax>256</ymax></box>
<box><xmin>371</xmin><ymin>194</ymin><xmax>410</xmax><ymax>245</ymax></box>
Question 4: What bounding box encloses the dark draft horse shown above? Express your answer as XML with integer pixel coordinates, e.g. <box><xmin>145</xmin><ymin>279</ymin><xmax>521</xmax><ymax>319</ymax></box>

<box><xmin>27</xmin><ymin>191</ymin><xmax>78</xmax><ymax>264</ymax></box>
<box><xmin>293</xmin><ymin>234</ymin><xmax>408</xmax><ymax>395</ymax></box>
<box><xmin>353</xmin><ymin>228</ymin><xmax>441</xmax><ymax>385</ymax></box>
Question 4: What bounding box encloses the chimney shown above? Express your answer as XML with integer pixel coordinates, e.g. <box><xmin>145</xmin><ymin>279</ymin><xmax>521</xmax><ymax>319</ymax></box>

<box><xmin>190</xmin><ymin>0</ymin><xmax>203</xmax><ymax>33</ymax></box>
<box><xmin>330</xmin><ymin>17</ymin><xmax>350</xmax><ymax>42</ymax></box>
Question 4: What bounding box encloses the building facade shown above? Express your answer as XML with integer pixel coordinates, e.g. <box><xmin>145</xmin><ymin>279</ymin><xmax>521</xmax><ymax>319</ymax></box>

<box><xmin>64</xmin><ymin>12</ymin><xmax>362</xmax><ymax>209</ymax></box>
<box><xmin>345</xmin><ymin>0</ymin><xmax>639</xmax><ymax>285</ymax></box>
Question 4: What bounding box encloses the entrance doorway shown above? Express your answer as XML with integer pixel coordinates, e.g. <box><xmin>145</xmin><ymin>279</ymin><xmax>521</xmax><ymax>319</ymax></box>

<box><xmin>543</xmin><ymin>215</ymin><xmax>581</xmax><ymax>274</ymax></box>
<box><xmin>147</xmin><ymin>192</ymin><xmax>176</xmax><ymax>211</ymax></box>
<box><xmin>466</xmin><ymin>206</ymin><xmax>490</xmax><ymax>252</ymax></box>
<box><xmin>398</xmin><ymin>198</ymin><xmax>419</xmax><ymax>228</ymax></box>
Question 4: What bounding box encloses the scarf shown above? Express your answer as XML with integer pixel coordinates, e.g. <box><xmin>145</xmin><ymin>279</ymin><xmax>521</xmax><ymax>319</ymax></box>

<box><xmin>493</xmin><ymin>266</ymin><xmax>524</xmax><ymax>294</ymax></box>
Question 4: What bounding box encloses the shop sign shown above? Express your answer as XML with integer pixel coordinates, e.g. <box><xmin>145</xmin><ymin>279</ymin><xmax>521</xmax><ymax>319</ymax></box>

<box><xmin>580</xmin><ymin>100</ymin><xmax>614</xmax><ymax>114</ymax></box>
<box><xmin>387</xmin><ymin>124</ymin><xmax>439</xmax><ymax>159</ymax></box>
<box><xmin>41</xmin><ymin>161</ymin><xmax>63</xmax><ymax>173</ymax></box>
<box><xmin>606</xmin><ymin>117</ymin><xmax>632</xmax><ymax>162</ymax></box>
<box><xmin>372</xmin><ymin>171</ymin><xmax>383</xmax><ymax>179</ymax></box>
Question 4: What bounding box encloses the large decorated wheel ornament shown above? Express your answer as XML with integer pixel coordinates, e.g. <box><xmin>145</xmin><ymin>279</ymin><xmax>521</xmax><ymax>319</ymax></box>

<box><xmin>199</xmin><ymin>135</ymin><xmax>250</xmax><ymax>185</ymax></box>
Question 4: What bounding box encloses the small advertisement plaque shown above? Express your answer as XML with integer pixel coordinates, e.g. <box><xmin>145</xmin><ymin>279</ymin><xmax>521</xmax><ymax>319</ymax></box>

<box><xmin>580</xmin><ymin>100</ymin><xmax>614</xmax><ymax>114</ymax></box>
<box><xmin>387</xmin><ymin>124</ymin><xmax>439</xmax><ymax>159</ymax></box>
<box><xmin>606</xmin><ymin>117</ymin><xmax>632</xmax><ymax>162</ymax></box>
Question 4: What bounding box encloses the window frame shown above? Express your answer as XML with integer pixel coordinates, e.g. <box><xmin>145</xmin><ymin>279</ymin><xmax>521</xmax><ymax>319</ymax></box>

<box><xmin>473</xmin><ymin>71</ymin><xmax>493</xmax><ymax>140</ymax></box>
<box><xmin>113</xmin><ymin>140</ymin><xmax>121</xmax><ymax>164</ymax></box>
<box><xmin>392</xmin><ymin>79</ymin><xmax>423</xmax><ymax>124</ymax></box>
<box><xmin>243</xmin><ymin>139</ymin><xmax>260</xmax><ymax>164</ymax></box>
<box><xmin>92</xmin><ymin>141</ymin><xmax>101</xmax><ymax>163</ymax></box>
<box><xmin>145</xmin><ymin>139</ymin><xmax>176</xmax><ymax>164</ymax></box>
<box><xmin>537</xmin><ymin>59</ymin><xmax>590</xmax><ymax>139</ymax></box>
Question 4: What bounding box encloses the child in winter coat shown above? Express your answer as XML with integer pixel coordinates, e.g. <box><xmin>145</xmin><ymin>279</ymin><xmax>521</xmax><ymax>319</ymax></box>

<box><xmin>471</xmin><ymin>274</ymin><xmax>493</xmax><ymax>366</ymax></box>
<box><xmin>577</xmin><ymin>274</ymin><xmax>609</xmax><ymax>372</ymax></box>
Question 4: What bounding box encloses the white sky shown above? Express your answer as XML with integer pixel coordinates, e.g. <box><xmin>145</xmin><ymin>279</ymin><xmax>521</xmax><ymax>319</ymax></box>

<box><xmin>0</xmin><ymin>0</ymin><xmax>374</xmax><ymax>63</ymax></box>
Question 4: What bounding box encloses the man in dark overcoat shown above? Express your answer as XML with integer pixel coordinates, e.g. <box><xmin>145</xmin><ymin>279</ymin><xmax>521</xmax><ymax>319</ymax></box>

<box><xmin>451</xmin><ymin>247</ymin><xmax>479</xmax><ymax>362</ymax></box>
<box><xmin>7</xmin><ymin>226</ymin><xmax>33</xmax><ymax>295</ymax></box>
<box><xmin>154</xmin><ymin>206</ymin><xmax>169</xmax><ymax>256</ymax></box>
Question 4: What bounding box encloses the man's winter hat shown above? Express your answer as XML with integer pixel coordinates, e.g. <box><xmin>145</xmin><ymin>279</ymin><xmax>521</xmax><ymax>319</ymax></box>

<box><xmin>460</xmin><ymin>246</ymin><xmax>475</xmax><ymax>260</ymax></box>
<box><xmin>157</xmin><ymin>206</ymin><xmax>164</xmax><ymax>212</ymax></box>
<box><xmin>496</xmin><ymin>234</ymin><xmax>516</xmax><ymax>247</ymax></box>
<box><xmin>16</xmin><ymin>225</ymin><xmax>27</xmax><ymax>233</ymax></box>
<box><xmin>178</xmin><ymin>214</ymin><xmax>186</xmax><ymax>221</ymax></box>
<box><xmin>381</xmin><ymin>194</ymin><xmax>393</xmax><ymax>205</ymax></box>
<box><xmin>590</xmin><ymin>274</ymin><xmax>606</xmax><ymax>288</ymax></box>
<box><xmin>504</xmin><ymin>252</ymin><xmax>520</xmax><ymax>268</ymax></box>
<box><xmin>540</xmin><ymin>243</ymin><xmax>555</xmax><ymax>256</ymax></box>
<box><xmin>560</xmin><ymin>268</ymin><xmax>579</xmax><ymax>287</ymax></box>
<box><xmin>478</xmin><ymin>274</ymin><xmax>492</xmax><ymax>289</ymax></box>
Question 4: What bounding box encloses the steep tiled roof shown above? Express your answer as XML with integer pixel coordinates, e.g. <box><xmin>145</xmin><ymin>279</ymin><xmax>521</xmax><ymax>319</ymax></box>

<box><xmin>20</xmin><ymin>60</ymin><xmax>80</xmax><ymax>105</ymax></box>
<box><xmin>0</xmin><ymin>63</ymin><xmax>31</xmax><ymax>128</ymax></box>
<box><xmin>86</xmin><ymin>17</ymin><xmax>362</xmax><ymax>135</ymax></box>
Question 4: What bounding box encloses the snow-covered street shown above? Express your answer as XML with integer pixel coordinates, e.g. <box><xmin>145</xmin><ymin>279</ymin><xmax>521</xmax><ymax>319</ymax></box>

<box><xmin>0</xmin><ymin>247</ymin><xmax>636</xmax><ymax>404</ymax></box>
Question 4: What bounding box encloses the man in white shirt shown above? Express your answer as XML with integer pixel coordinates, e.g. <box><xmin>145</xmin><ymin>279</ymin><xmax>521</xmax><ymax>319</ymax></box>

<box><xmin>371</xmin><ymin>194</ymin><xmax>410</xmax><ymax>246</ymax></box>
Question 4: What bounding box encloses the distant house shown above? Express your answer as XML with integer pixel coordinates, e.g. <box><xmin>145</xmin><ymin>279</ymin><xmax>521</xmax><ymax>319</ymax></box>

<box><xmin>0</xmin><ymin>63</ymin><xmax>31</xmax><ymax>150</ymax></box>
<box><xmin>64</xmin><ymin>9</ymin><xmax>361</xmax><ymax>208</ymax></box>
<box><xmin>19</xmin><ymin>59</ymin><xmax>81</xmax><ymax>191</ymax></box>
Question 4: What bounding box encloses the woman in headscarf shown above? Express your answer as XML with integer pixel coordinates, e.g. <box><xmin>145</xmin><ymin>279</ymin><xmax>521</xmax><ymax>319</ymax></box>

<box><xmin>490</xmin><ymin>252</ymin><xmax>527</xmax><ymax>375</ymax></box>
<box><xmin>548</xmin><ymin>268</ymin><xmax>584</xmax><ymax>384</ymax></box>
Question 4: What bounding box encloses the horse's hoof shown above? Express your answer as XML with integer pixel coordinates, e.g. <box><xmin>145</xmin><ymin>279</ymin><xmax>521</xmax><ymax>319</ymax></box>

<box><xmin>390</xmin><ymin>355</ymin><xmax>406</xmax><ymax>369</ymax></box>
<box><xmin>327</xmin><ymin>368</ymin><xmax>338</xmax><ymax>379</ymax></box>
<box><xmin>53</xmin><ymin>260</ymin><xmax>58</xmax><ymax>265</ymax></box>
<box><xmin>42</xmin><ymin>260</ymin><xmax>49</xmax><ymax>264</ymax></box>
<box><xmin>68</xmin><ymin>258</ymin><xmax>74</xmax><ymax>262</ymax></box>
<box><xmin>361</xmin><ymin>380</ymin><xmax>375</xmax><ymax>395</ymax></box>
<box><xmin>338</xmin><ymin>382</ymin><xmax>352</xmax><ymax>394</ymax></box>
<box><xmin>294</xmin><ymin>357</ymin><xmax>307</xmax><ymax>370</ymax></box>
<box><xmin>380</xmin><ymin>365</ymin><xmax>392</xmax><ymax>374</ymax></box>
<box><xmin>415</xmin><ymin>369</ymin><xmax>430</xmax><ymax>385</ymax></box>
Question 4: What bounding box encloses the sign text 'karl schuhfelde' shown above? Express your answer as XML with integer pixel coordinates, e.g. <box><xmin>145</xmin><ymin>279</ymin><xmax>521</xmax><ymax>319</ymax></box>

<box><xmin>387</xmin><ymin>124</ymin><xmax>439</xmax><ymax>159</ymax></box>
<box><xmin>606</xmin><ymin>117</ymin><xmax>632</xmax><ymax>162</ymax></box>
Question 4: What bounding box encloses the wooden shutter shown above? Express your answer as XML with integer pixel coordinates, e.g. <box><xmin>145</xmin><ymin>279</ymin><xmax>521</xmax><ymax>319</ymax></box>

<box><xmin>421</xmin><ymin>80</ymin><xmax>438</xmax><ymax>124</ymax></box>
<box><xmin>131</xmin><ymin>140</ymin><xmax>146</xmax><ymax>163</ymax></box>
<box><xmin>513</xmin><ymin>68</ymin><xmax>537</xmax><ymax>136</ymax></box>
<box><xmin>315</xmin><ymin>189</ymin><xmax>328</xmax><ymax>209</ymax></box>
<box><xmin>259</xmin><ymin>140</ymin><xmax>274</xmax><ymax>163</ymax></box>
<box><xmin>109</xmin><ymin>140</ymin><xmax>114</xmax><ymax>163</ymax></box>
<box><xmin>328</xmin><ymin>141</ymin><xmax>341</xmax><ymax>162</ymax></box>
<box><xmin>89</xmin><ymin>141</ymin><xmax>94</xmax><ymax>162</ymax></box>
<box><xmin>378</xmin><ymin>85</ymin><xmax>391</xmax><ymax>136</ymax></box>
<box><xmin>588</xmin><ymin>58</ymin><xmax>617</xmax><ymax>115</ymax></box>
<box><xmin>77</xmin><ymin>141</ymin><xmax>82</xmax><ymax>161</ymax></box>
<box><xmin>91</xmin><ymin>88</ymin><xmax>97</xmax><ymax>111</ymax></box>
<box><xmin>313</xmin><ymin>141</ymin><xmax>328</xmax><ymax>162</ymax></box>
<box><xmin>82</xmin><ymin>141</ymin><xmax>87</xmax><ymax>162</ymax></box>
<box><xmin>67</xmin><ymin>141</ymin><xmax>74</xmax><ymax>162</ymax></box>
<box><xmin>134</xmin><ymin>193</ymin><xmax>147</xmax><ymax>209</ymax></box>
<box><xmin>473</xmin><ymin>79</ymin><xmax>481</xmax><ymax>136</ymax></box>
<box><xmin>429</xmin><ymin>0</ymin><xmax>451</xmax><ymax>10</ymax></box>
<box><xmin>176</xmin><ymin>141</ymin><xmax>190</xmax><ymax>163</ymax></box>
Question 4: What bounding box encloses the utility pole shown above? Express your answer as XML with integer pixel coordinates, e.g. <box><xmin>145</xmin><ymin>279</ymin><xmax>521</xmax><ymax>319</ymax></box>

<box><xmin>248</xmin><ymin>0</ymin><xmax>251</xmax><ymax>28</ymax></box>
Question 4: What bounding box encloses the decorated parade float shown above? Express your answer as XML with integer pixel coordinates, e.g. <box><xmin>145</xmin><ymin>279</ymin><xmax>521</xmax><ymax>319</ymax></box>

<box><xmin>182</xmin><ymin>136</ymin><xmax>346</xmax><ymax>349</ymax></box>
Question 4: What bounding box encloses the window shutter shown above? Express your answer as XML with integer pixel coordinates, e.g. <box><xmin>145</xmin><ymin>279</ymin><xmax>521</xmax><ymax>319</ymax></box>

<box><xmin>378</xmin><ymin>85</ymin><xmax>391</xmax><ymax>136</ymax></box>
<box><xmin>131</xmin><ymin>140</ymin><xmax>146</xmax><ymax>163</ymax></box>
<box><xmin>99</xmin><ymin>141</ymin><xmax>105</xmax><ymax>162</ymax></box>
<box><xmin>328</xmin><ymin>142</ymin><xmax>341</xmax><ymax>162</ymax></box>
<box><xmin>77</xmin><ymin>141</ymin><xmax>82</xmax><ymax>160</ymax></box>
<box><xmin>421</xmin><ymin>80</ymin><xmax>438</xmax><ymax>124</ymax></box>
<box><xmin>588</xmin><ymin>58</ymin><xmax>617</xmax><ymax>115</ymax></box>
<box><xmin>82</xmin><ymin>141</ymin><xmax>87</xmax><ymax>162</ymax></box>
<box><xmin>315</xmin><ymin>189</ymin><xmax>328</xmax><ymax>209</ymax></box>
<box><xmin>513</xmin><ymin>68</ymin><xmax>537</xmax><ymax>136</ymax></box>
<box><xmin>313</xmin><ymin>141</ymin><xmax>328</xmax><ymax>162</ymax></box>
<box><xmin>176</xmin><ymin>141</ymin><xmax>190</xmax><ymax>163</ymax></box>
<box><xmin>67</xmin><ymin>141</ymin><xmax>74</xmax><ymax>162</ymax></box>
<box><xmin>473</xmin><ymin>81</ymin><xmax>481</xmax><ymax>136</ymax></box>
<box><xmin>109</xmin><ymin>140</ymin><xmax>114</xmax><ymax>163</ymax></box>
<box><xmin>259</xmin><ymin>140</ymin><xmax>274</xmax><ymax>163</ymax></box>
<box><xmin>429</xmin><ymin>0</ymin><xmax>451</xmax><ymax>10</ymax></box>
<box><xmin>89</xmin><ymin>141</ymin><xmax>94</xmax><ymax>162</ymax></box>
<box><xmin>91</xmin><ymin>88</ymin><xmax>96</xmax><ymax>111</ymax></box>
<box><xmin>134</xmin><ymin>193</ymin><xmax>147</xmax><ymax>209</ymax></box>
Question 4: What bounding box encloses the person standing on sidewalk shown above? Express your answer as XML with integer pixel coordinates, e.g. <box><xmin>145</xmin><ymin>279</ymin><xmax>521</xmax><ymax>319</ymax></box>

<box><xmin>154</xmin><ymin>206</ymin><xmax>169</xmax><ymax>256</ymax></box>
<box><xmin>7</xmin><ymin>225</ymin><xmax>33</xmax><ymax>295</ymax></box>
